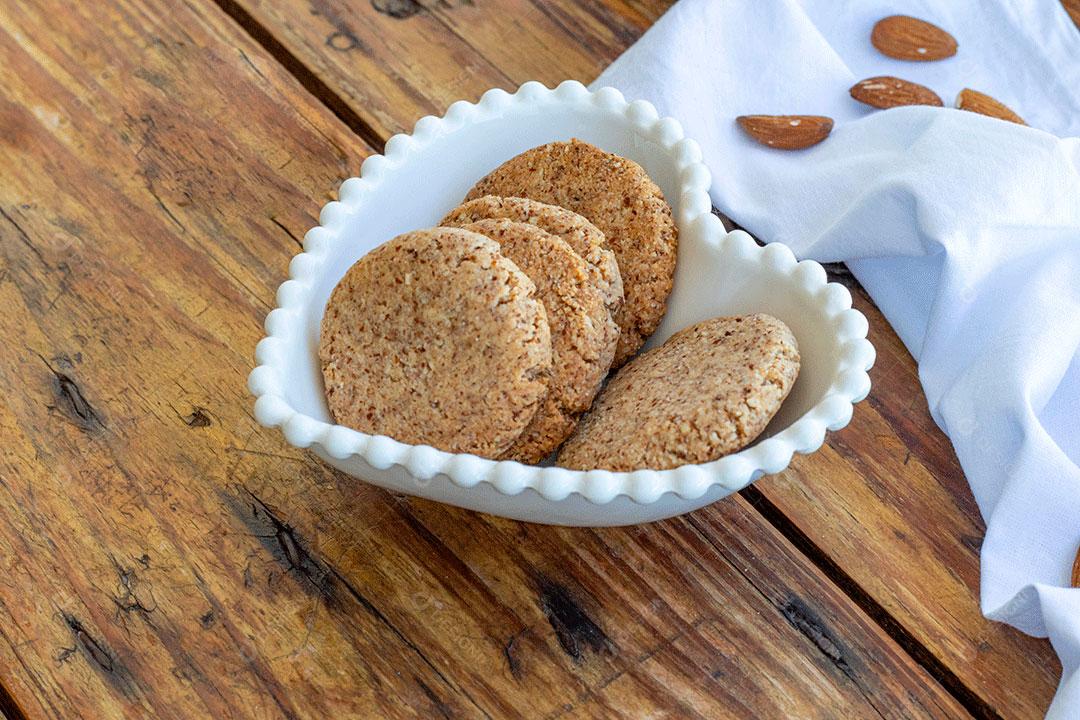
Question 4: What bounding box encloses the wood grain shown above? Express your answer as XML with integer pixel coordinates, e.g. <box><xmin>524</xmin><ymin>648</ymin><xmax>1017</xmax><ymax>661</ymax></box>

<box><xmin>217</xmin><ymin>0</ymin><xmax>1065</xmax><ymax>716</ymax></box>
<box><xmin>228</xmin><ymin>444</ymin><xmax>971</xmax><ymax>719</ymax></box>
<box><xmin>0</xmin><ymin>0</ymin><xmax>971</xmax><ymax>718</ymax></box>
<box><xmin>758</xmin><ymin>283</ymin><xmax>1061</xmax><ymax>717</ymax></box>
<box><xmin>0</xmin><ymin>1</ymin><xmax>449</xmax><ymax>717</ymax></box>
<box><xmin>223</xmin><ymin>0</ymin><xmax>670</xmax><ymax>141</ymax></box>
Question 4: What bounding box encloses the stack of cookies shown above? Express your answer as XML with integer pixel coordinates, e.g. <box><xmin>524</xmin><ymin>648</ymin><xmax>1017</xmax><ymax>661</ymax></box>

<box><xmin>320</xmin><ymin>139</ymin><xmax>800</xmax><ymax>471</ymax></box>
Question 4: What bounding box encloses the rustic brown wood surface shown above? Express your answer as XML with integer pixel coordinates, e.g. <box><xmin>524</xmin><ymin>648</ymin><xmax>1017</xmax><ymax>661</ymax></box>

<box><xmin>1065</xmin><ymin>0</ymin><xmax>1080</xmax><ymax>30</ymax></box>
<box><xmin>0</xmin><ymin>0</ymin><xmax>1072</xmax><ymax>718</ymax></box>
<box><xmin>220</xmin><ymin>0</ymin><xmax>1071</xmax><ymax>717</ymax></box>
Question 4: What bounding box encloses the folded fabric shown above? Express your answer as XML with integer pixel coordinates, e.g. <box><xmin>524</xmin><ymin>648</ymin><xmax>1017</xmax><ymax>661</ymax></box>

<box><xmin>595</xmin><ymin>0</ymin><xmax>1080</xmax><ymax>715</ymax></box>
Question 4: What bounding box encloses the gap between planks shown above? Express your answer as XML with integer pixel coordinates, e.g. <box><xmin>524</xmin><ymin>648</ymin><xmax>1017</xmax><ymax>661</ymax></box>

<box><xmin>740</xmin><ymin>487</ymin><xmax>1000</xmax><ymax>720</ymax></box>
<box><xmin>212</xmin><ymin>0</ymin><xmax>387</xmax><ymax>154</ymax></box>
<box><xmin>204</xmin><ymin>2</ymin><xmax>1005</xmax><ymax>718</ymax></box>
<box><xmin>0</xmin><ymin>679</ymin><xmax>28</xmax><ymax>720</ymax></box>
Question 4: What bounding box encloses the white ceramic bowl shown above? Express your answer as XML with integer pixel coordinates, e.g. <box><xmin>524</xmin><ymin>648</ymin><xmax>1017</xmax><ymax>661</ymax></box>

<box><xmin>248</xmin><ymin>80</ymin><xmax>875</xmax><ymax>526</ymax></box>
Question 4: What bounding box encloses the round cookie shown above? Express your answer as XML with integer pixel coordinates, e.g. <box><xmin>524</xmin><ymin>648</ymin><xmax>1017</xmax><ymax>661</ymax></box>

<box><xmin>557</xmin><ymin>315</ymin><xmax>800</xmax><ymax>472</ymax></box>
<box><xmin>465</xmin><ymin>139</ymin><xmax>678</xmax><ymax>367</ymax></box>
<box><xmin>319</xmin><ymin>227</ymin><xmax>551</xmax><ymax>459</ymax></box>
<box><xmin>463</xmin><ymin>219</ymin><xmax>619</xmax><ymax>464</ymax></box>
<box><xmin>442</xmin><ymin>195</ymin><xmax>624</xmax><ymax>319</ymax></box>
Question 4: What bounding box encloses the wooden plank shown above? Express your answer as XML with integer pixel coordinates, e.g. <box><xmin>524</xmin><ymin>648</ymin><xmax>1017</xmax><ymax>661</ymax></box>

<box><xmin>218</xmin><ymin>0</ymin><xmax>1063</xmax><ymax>716</ymax></box>
<box><xmin>0</xmin><ymin>0</ymin><xmax>965</xmax><ymax>717</ymax></box>
<box><xmin>225</xmin><ymin>0</ymin><xmax>671</xmax><ymax>141</ymax></box>
<box><xmin>234</xmin><ymin>438</ymin><xmax>969</xmax><ymax>718</ymax></box>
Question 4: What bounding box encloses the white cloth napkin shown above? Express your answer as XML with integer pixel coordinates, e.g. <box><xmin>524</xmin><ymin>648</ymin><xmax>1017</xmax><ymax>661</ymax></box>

<box><xmin>595</xmin><ymin>0</ymin><xmax>1080</xmax><ymax>715</ymax></box>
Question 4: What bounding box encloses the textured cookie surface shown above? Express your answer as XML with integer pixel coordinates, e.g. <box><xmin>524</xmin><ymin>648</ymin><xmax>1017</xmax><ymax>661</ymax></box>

<box><xmin>443</xmin><ymin>195</ymin><xmax>623</xmax><ymax>319</ymax></box>
<box><xmin>466</xmin><ymin>139</ymin><xmax>677</xmax><ymax>366</ymax></box>
<box><xmin>319</xmin><ymin>227</ymin><xmax>551</xmax><ymax>458</ymax></box>
<box><xmin>463</xmin><ymin>219</ymin><xmax>618</xmax><ymax>463</ymax></box>
<box><xmin>557</xmin><ymin>315</ymin><xmax>800</xmax><ymax>471</ymax></box>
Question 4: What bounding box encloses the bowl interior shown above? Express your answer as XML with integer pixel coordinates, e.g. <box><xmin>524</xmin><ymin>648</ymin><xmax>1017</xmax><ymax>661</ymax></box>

<box><xmin>282</xmin><ymin>97</ymin><xmax>843</xmax><ymax>451</ymax></box>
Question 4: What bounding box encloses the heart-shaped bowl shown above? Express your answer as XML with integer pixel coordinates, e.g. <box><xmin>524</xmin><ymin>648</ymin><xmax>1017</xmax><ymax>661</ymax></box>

<box><xmin>248</xmin><ymin>80</ymin><xmax>874</xmax><ymax>526</ymax></box>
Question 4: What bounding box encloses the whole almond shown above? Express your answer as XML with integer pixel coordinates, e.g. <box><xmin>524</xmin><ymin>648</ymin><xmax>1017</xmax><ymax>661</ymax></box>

<box><xmin>850</xmin><ymin>76</ymin><xmax>943</xmax><ymax>109</ymax></box>
<box><xmin>872</xmin><ymin>15</ymin><xmax>957</xmax><ymax>61</ymax></box>
<box><xmin>736</xmin><ymin>115</ymin><xmax>834</xmax><ymax>150</ymax></box>
<box><xmin>956</xmin><ymin>88</ymin><xmax>1026</xmax><ymax>125</ymax></box>
<box><xmin>1073</xmin><ymin>544</ymin><xmax>1080</xmax><ymax>588</ymax></box>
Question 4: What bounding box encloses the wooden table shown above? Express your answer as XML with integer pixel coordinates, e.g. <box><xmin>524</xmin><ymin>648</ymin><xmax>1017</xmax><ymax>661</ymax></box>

<box><xmin>0</xmin><ymin>2</ymin><xmax>1072</xmax><ymax>718</ymax></box>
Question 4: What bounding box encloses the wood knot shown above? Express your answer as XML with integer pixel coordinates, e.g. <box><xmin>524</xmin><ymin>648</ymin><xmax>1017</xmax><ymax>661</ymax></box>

<box><xmin>183</xmin><ymin>407</ymin><xmax>212</xmax><ymax>427</ymax></box>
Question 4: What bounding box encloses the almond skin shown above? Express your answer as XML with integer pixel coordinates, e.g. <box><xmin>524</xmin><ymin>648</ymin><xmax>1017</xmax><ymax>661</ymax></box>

<box><xmin>736</xmin><ymin>115</ymin><xmax>834</xmax><ymax>150</ymax></box>
<box><xmin>956</xmin><ymin>88</ymin><xmax>1026</xmax><ymax>125</ymax></box>
<box><xmin>872</xmin><ymin>15</ymin><xmax>957</xmax><ymax>61</ymax></box>
<box><xmin>1073</xmin><ymin>544</ymin><xmax>1080</xmax><ymax>588</ymax></box>
<box><xmin>850</xmin><ymin>76</ymin><xmax>943</xmax><ymax>109</ymax></box>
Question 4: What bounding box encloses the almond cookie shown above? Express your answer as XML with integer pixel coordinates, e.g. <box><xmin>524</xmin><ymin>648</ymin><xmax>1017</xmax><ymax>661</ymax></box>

<box><xmin>319</xmin><ymin>227</ymin><xmax>551</xmax><ymax>459</ymax></box>
<box><xmin>463</xmin><ymin>219</ymin><xmax>619</xmax><ymax>463</ymax></box>
<box><xmin>557</xmin><ymin>315</ymin><xmax>800</xmax><ymax>471</ymax></box>
<box><xmin>442</xmin><ymin>195</ymin><xmax>623</xmax><ymax>318</ymax></box>
<box><xmin>465</xmin><ymin>139</ymin><xmax>678</xmax><ymax>367</ymax></box>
